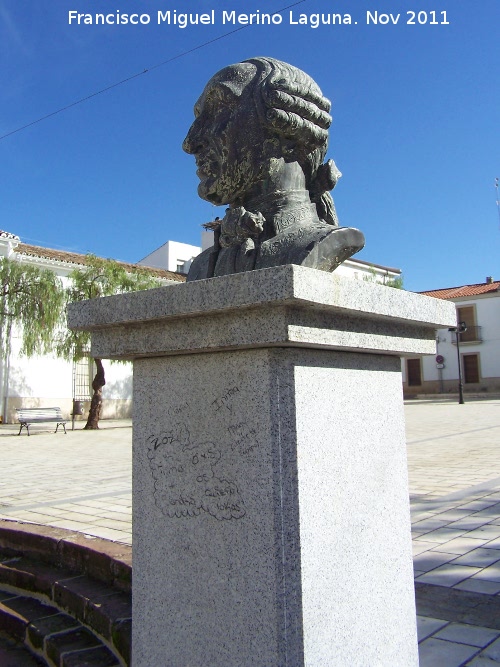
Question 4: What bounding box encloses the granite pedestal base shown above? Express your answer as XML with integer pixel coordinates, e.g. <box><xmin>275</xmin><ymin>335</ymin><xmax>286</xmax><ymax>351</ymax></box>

<box><xmin>68</xmin><ymin>265</ymin><xmax>456</xmax><ymax>666</ymax></box>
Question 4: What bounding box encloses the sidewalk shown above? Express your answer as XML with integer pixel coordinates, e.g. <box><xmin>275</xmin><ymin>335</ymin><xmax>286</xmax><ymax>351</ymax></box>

<box><xmin>405</xmin><ymin>398</ymin><xmax>500</xmax><ymax>665</ymax></box>
<box><xmin>0</xmin><ymin>418</ymin><xmax>132</xmax><ymax>545</ymax></box>
<box><xmin>1</xmin><ymin>399</ymin><xmax>500</xmax><ymax>665</ymax></box>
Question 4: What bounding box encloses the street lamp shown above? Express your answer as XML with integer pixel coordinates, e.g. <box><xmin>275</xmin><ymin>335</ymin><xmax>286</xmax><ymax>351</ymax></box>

<box><xmin>448</xmin><ymin>322</ymin><xmax>467</xmax><ymax>404</ymax></box>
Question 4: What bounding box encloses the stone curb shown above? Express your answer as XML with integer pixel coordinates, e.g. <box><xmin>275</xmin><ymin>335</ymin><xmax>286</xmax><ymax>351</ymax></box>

<box><xmin>0</xmin><ymin>520</ymin><xmax>131</xmax><ymax>592</ymax></box>
<box><xmin>415</xmin><ymin>582</ymin><xmax>500</xmax><ymax>630</ymax></box>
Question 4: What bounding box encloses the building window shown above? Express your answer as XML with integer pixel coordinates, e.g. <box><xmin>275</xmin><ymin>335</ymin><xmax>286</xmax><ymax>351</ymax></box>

<box><xmin>406</xmin><ymin>358</ymin><xmax>422</xmax><ymax>386</ymax></box>
<box><xmin>462</xmin><ymin>354</ymin><xmax>480</xmax><ymax>384</ymax></box>
<box><xmin>457</xmin><ymin>305</ymin><xmax>481</xmax><ymax>342</ymax></box>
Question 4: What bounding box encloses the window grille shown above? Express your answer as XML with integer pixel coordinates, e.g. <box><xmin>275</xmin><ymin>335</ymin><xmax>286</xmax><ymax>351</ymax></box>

<box><xmin>72</xmin><ymin>356</ymin><xmax>94</xmax><ymax>401</ymax></box>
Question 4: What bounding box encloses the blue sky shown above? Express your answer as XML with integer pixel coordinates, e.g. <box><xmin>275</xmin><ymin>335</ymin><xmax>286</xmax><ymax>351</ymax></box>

<box><xmin>1</xmin><ymin>0</ymin><xmax>498</xmax><ymax>291</ymax></box>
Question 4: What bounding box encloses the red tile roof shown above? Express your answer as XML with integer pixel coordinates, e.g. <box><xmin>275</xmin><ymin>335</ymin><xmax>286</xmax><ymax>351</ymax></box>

<box><xmin>15</xmin><ymin>243</ymin><xmax>185</xmax><ymax>282</ymax></box>
<box><xmin>420</xmin><ymin>282</ymin><xmax>500</xmax><ymax>299</ymax></box>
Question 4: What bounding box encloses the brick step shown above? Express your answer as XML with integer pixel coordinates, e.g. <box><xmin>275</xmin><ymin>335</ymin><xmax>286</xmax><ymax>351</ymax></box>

<box><xmin>0</xmin><ymin>634</ymin><xmax>46</xmax><ymax>666</ymax></box>
<box><xmin>0</xmin><ymin>587</ymin><xmax>121</xmax><ymax>666</ymax></box>
<box><xmin>0</xmin><ymin>520</ymin><xmax>131</xmax><ymax>593</ymax></box>
<box><xmin>0</xmin><ymin>521</ymin><xmax>132</xmax><ymax>666</ymax></box>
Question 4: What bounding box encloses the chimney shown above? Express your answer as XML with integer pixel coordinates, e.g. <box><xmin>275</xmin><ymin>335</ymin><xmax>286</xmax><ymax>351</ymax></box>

<box><xmin>486</xmin><ymin>276</ymin><xmax>493</xmax><ymax>284</ymax></box>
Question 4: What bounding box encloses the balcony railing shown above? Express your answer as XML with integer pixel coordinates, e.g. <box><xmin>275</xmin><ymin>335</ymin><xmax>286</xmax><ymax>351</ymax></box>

<box><xmin>451</xmin><ymin>325</ymin><xmax>482</xmax><ymax>344</ymax></box>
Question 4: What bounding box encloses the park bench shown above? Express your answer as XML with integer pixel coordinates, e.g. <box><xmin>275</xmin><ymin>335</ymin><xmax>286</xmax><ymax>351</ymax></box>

<box><xmin>16</xmin><ymin>407</ymin><xmax>67</xmax><ymax>436</ymax></box>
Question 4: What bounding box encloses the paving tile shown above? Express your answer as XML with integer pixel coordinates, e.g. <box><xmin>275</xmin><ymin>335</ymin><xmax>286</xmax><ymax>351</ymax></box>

<box><xmin>55</xmin><ymin>511</ymin><xmax>103</xmax><ymax>523</ymax></box>
<box><xmin>72</xmin><ymin>500</ymin><xmax>117</xmax><ymax>509</ymax></box>
<box><xmin>473</xmin><ymin>564</ymin><xmax>500</xmax><ymax>583</ymax></box>
<box><xmin>435</xmin><ymin>509</ymin><xmax>476</xmax><ymax>521</ymax></box>
<box><xmin>59</xmin><ymin>505</ymin><xmax>103</xmax><ymax>516</ymax></box>
<box><xmin>417</xmin><ymin>616</ymin><xmax>449</xmax><ymax>642</ymax></box>
<box><xmin>471</xmin><ymin>504</ymin><xmax>500</xmax><ymax>518</ymax></box>
<box><xmin>7</xmin><ymin>511</ymin><xmax>53</xmax><ymax>523</ymax></box>
<box><xmin>481</xmin><ymin>637</ymin><xmax>500</xmax><ymax>661</ymax></box>
<box><xmin>81</xmin><ymin>527</ymin><xmax>132</xmax><ymax>542</ymax></box>
<box><xmin>99</xmin><ymin>503</ymin><xmax>133</xmax><ymax>512</ymax></box>
<box><xmin>483</xmin><ymin>538</ymin><xmax>500</xmax><ymax>550</ymax></box>
<box><xmin>412</xmin><ymin>512</ymin><xmax>439</xmax><ymax>523</ymax></box>
<box><xmin>419</xmin><ymin>528</ymin><xmax>470</xmax><ymax>544</ymax></box>
<box><xmin>48</xmin><ymin>504</ymin><xmax>80</xmax><ymax>512</ymax></box>
<box><xmin>413</xmin><ymin>541</ymin><xmax>438</xmax><ymax>556</ymax></box>
<box><xmin>465</xmin><ymin>656</ymin><xmax>500</xmax><ymax>666</ymax></box>
<box><xmin>447</xmin><ymin>518</ymin><xmax>493</xmax><ymax>531</ymax></box>
<box><xmin>412</xmin><ymin>518</ymin><xmax>455</xmax><ymax>533</ymax></box>
<box><xmin>433</xmin><ymin>537</ymin><xmax>489</xmax><ymax>555</ymax></box>
<box><xmin>434</xmin><ymin>623</ymin><xmax>500</xmax><ymax>648</ymax></box>
<box><xmin>416</xmin><ymin>564</ymin><xmax>481</xmax><ymax>587</ymax></box>
<box><xmin>93</xmin><ymin>518</ymin><xmax>131</xmax><ymax>530</ymax></box>
<box><xmin>413</xmin><ymin>552</ymin><xmax>458</xmax><ymax>573</ymax></box>
<box><xmin>454</xmin><ymin>578</ymin><xmax>500</xmax><ymax>595</ymax></box>
<box><xmin>31</xmin><ymin>507</ymin><xmax>68</xmax><ymax>516</ymax></box>
<box><xmin>466</xmin><ymin>526</ymin><xmax>500</xmax><ymax>541</ymax></box>
<box><xmin>453</xmin><ymin>548</ymin><xmax>500</xmax><ymax>568</ymax></box>
<box><xmin>418</xmin><ymin>637</ymin><xmax>480</xmax><ymax>667</ymax></box>
<box><xmin>46</xmin><ymin>519</ymin><xmax>95</xmax><ymax>531</ymax></box>
<box><xmin>98</xmin><ymin>511</ymin><xmax>131</xmax><ymax>521</ymax></box>
<box><xmin>459</xmin><ymin>500</ymin><xmax>500</xmax><ymax>511</ymax></box>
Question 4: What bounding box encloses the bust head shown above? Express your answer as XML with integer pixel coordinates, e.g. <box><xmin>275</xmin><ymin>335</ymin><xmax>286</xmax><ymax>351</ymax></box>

<box><xmin>183</xmin><ymin>57</ymin><xmax>337</xmax><ymax>218</ymax></box>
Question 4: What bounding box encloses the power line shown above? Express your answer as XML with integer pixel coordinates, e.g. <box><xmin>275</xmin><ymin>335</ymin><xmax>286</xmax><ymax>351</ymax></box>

<box><xmin>0</xmin><ymin>0</ymin><xmax>306</xmax><ymax>143</ymax></box>
<box><xmin>496</xmin><ymin>177</ymin><xmax>500</xmax><ymax>230</ymax></box>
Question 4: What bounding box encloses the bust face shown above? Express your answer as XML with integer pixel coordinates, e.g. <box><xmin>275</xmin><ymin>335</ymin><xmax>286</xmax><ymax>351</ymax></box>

<box><xmin>183</xmin><ymin>63</ymin><xmax>272</xmax><ymax>206</ymax></box>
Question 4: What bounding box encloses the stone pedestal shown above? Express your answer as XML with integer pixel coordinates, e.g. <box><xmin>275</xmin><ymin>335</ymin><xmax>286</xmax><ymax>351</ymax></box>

<box><xmin>68</xmin><ymin>265</ymin><xmax>456</xmax><ymax>667</ymax></box>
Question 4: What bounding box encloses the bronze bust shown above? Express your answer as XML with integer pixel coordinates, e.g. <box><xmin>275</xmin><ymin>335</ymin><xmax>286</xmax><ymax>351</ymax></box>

<box><xmin>183</xmin><ymin>57</ymin><xmax>364</xmax><ymax>281</ymax></box>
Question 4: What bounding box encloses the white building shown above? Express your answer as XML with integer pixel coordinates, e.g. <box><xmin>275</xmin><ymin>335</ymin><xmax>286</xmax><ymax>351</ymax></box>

<box><xmin>0</xmin><ymin>231</ymin><xmax>182</xmax><ymax>424</ymax></box>
<box><xmin>138</xmin><ymin>239</ymin><xmax>203</xmax><ymax>275</ymax></box>
<box><xmin>403</xmin><ymin>278</ymin><xmax>500</xmax><ymax>396</ymax></box>
<box><xmin>1</xmin><ymin>229</ymin><xmax>402</xmax><ymax>423</ymax></box>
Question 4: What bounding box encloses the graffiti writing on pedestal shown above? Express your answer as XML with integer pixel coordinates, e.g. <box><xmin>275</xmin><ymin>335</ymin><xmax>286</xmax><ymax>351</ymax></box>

<box><xmin>147</xmin><ymin>424</ymin><xmax>245</xmax><ymax>521</ymax></box>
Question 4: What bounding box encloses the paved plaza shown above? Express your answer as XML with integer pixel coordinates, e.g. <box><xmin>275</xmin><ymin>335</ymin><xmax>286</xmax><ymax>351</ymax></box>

<box><xmin>1</xmin><ymin>397</ymin><xmax>500</xmax><ymax>665</ymax></box>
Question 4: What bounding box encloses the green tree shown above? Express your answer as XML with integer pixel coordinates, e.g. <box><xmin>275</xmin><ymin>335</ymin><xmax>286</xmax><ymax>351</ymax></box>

<box><xmin>0</xmin><ymin>257</ymin><xmax>65</xmax><ymax>421</ymax></box>
<box><xmin>0</xmin><ymin>257</ymin><xmax>65</xmax><ymax>357</ymax></box>
<box><xmin>384</xmin><ymin>275</ymin><xmax>404</xmax><ymax>289</ymax></box>
<box><xmin>363</xmin><ymin>266</ymin><xmax>404</xmax><ymax>289</ymax></box>
<box><xmin>57</xmin><ymin>255</ymin><xmax>161</xmax><ymax>429</ymax></box>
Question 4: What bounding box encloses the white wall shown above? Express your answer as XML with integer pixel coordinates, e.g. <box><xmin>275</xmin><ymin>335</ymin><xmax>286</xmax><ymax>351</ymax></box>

<box><xmin>8</xmin><ymin>328</ymin><xmax>72</xmax><ymax>399</ymax></box>
<box><xmin>334</xmin><ymin>259</ymin><xmax>400</xmax><ymax>283</ymax></box>
<box><xmin>201</xmin><ymin>230</ymin><xmax>214</xmax><ymax>251</ymax></box>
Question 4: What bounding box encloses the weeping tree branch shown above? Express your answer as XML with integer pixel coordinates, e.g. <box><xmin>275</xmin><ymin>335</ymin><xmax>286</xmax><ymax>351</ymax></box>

<box><xmin>0</xmin><ymin>257</ymin><xmax>65</xmax><ymax>361</ymax></box>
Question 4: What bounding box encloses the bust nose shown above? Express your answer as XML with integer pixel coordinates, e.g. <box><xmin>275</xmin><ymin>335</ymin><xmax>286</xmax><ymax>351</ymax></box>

<box><xmin>182</xmin><ymin>118</ymin><xmax>204</xmax><ymax>155</ymax></box>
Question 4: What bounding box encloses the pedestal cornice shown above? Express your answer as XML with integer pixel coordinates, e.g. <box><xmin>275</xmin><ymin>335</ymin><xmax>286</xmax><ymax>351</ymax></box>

<box><xmin>67</xmin><ymin>265</ymin><xmax>456</xmax><ymax>360</ymax></box>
